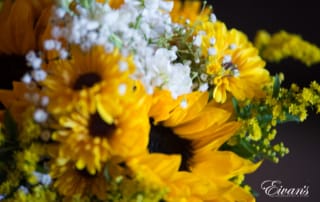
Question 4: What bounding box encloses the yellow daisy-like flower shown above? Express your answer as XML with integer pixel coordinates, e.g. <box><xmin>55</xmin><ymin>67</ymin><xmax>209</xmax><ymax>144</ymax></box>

<box><xmin>0</xmin><ymin>0</ymin><xmax>52</xmax><ymax>55</ymax></box>
<box><xmin>148</xmin><ymin>90</ymin><xmax>260</xmax><ymax>201</ymax></box>
<box><xmin>51</xmin><ymin>154</ymin><xmax>178</xmax><ymax>201</ymax></box>
<box><xmin>43</xmin><ymin>45</ymin><xmax>151</xmax><ymax>175</ymax></box>
<box><xmin>51</xmin><ymin>81</ymin><xmax>150</xmax><ymax>175</ymax></box>
<box><xmin>170</xmin><ymin>0</ymin><xmax>211</xmax><ymax>25</ymax></box>
<box><xmin>50</xmin><ymin>160</ymin><xmax>108</xmax><ymax>200</ymax></box>
<box><xmin>44</xmin><ymin>45</ymin><xmax>151</xmax><ymax>174</ymax></box>
<box><xmin>42</xmin><ymin>45</ymin><xmax>134</xmax><ymax>116</ymax></box>
<box><xmin>195</xmin><ymin>21</ymin><xmax>270</xmax><ymax>103</ymax></box>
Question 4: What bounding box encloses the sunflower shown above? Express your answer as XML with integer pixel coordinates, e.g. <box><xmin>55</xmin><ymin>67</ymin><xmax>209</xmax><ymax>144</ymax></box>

<box><xmin>50</xmin><ymin>160</ymin><xmax>108</xmax><ymax>200</ymax></box>
<box><xmin>147</xmin><ymin>89</ymin><xmax>260</xmax><ymax>201</ymax></box>
<box><xmin>49</xmin><ymin>68</ymin><xmax>150</xmax><ymax>175</ymax></box>
<box><xmin>51</xmin><ymin>153</ymin><xmax>178</xmax><ymax>201</ymax></box>
<box><xmin>0</xmin><ymin>0</ymin><xmax>52</xmax><ymax>90</ymax></box>
<box><xmin>170</xmin><ymin>0</ymin><xmax>212</xmax><ymax>25</ymax></box>
<box><xmin>42</xmin><ymin>45</ymin><xmax>135</xmax><ymax>115</ymax></box>
<box><xmin>126</xmin><ymin>152</ymin><xmax>215</xmax><ymax>202</ymax></box>
<box><xmin>191</xmin><ymin>150</ymin><xmax>261</xmax><ymax>202</ymax></box>
<box><xmin>0</xmin><ymin>81</ymin><xmax>43</xmax><ymax>122</ymax></box>
<box><xmin>149</xmin><ymin>89</ymin><xmax>241</xmax><ymax>171</ymax></box>
<box><xmin>0</xmin><ymin>0</ymin><xmax>52</xmax><ymax>55</ymax></box>
<box><xmin>195</xmin><ymin>21</ymin><xmax>270</xmax><ymax>103</ymax></box>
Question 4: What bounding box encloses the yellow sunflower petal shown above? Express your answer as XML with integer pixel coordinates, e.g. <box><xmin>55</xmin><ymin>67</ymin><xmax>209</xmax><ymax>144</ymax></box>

<box><xmin>192</xmin><ymin>151</ymin><xmax>262</xmax><ymax>180</ymax></box>
<box><xmin>173</xmin><ymin>107</ymin><xmax>231</xmax><ymax>135</ymax></box>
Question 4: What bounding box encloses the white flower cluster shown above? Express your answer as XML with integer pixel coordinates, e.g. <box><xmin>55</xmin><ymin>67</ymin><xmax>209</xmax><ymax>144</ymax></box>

<box><xmin>45</xmin><ymin>0</ymin><xmax>192</xmax><ymax>97</ymax></box>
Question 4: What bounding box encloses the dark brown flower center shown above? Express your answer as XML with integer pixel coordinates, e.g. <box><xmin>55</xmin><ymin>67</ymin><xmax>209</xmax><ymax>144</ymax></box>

<box><xmin>76</xmin><ymin>168</ymin><xmax>97</xmax><ymax>178</ymax></box>
<box><xmin>89</xmin><ymin>113</ymin><xmax>116</xmax><ymax>138</ymax></box>
<box><xmin>148</xmin><ymin>120</ymin><xmax>193</xmax><ymax>171</ymax></box>
<box><xmin>0</xmin><ymin>55</ymin><xmax>29</xmax><ymax>89</ymax></box>
<box><xmin>73</xmin><ymin>72</ymin><xmax>102</xmax><ymax>90</ymax></box>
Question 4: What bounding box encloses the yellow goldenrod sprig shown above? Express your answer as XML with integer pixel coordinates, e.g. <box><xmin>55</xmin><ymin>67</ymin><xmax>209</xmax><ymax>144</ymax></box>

<box><xmin>254</xmin><ymin>30</ymin><xmax>320</xmax><ymax>66</ymax></box>
<box><xmin>224</xmin><ymin>75</ymin><xmax>320</xmax><ymax>163</ymax></box>
<box><xmin>104</xmin><ymin>160</ymin><xmax>168</xmax><ymax>202</ymax></box>
<box><xmin>3</xmin><ymin>185</ymin><xmax>57</xmax><ymax>202</ymax></box>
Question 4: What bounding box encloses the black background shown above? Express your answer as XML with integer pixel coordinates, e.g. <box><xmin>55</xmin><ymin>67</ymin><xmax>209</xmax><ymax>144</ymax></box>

<box><xmin>211</xmin><ymin>1</ymin><xmax>320</xmax><ymax>202</ymax></box>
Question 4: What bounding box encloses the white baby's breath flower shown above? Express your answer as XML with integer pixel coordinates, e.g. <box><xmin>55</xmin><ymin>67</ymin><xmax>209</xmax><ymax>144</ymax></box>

<box><xmin>21</xmin><ymin>73</ymin><xmax>32</xmax><ymax>84</ymax></box>
<box><xmin>43</xmin><ymin>0</ymin><xmax>192</xmax><ymax>98</ymax></box>
<box><xmin>33</xmin><ymin>108</ymin><xmax>48</xmax><ymax>123</ymax></box>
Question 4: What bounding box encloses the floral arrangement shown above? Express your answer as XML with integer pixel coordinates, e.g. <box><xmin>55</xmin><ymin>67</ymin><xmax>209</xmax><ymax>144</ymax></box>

<box><xmin>0</xmin><ymin>0</ymin><xmax>320</xmax><ymax>201</ymax></box>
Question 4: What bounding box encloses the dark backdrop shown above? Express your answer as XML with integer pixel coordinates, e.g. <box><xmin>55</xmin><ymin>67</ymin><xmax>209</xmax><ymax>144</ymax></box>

<box><xmin>211</xmin><ymin>1</ymin><xmax>320</xmax><ymax>202</ymax></box>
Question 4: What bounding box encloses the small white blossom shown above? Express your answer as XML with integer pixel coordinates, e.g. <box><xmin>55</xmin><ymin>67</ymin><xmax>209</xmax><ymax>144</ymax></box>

<box><xmin>180</xmin><ymin>99</ymin><xmax>188</xmax><ymax>108</ymax></box>
<box><xmin>41</xmin><ymin>96</ymin><xmax>49</xmax><ymax>106</ymax></box>
<box><xmin>119</xmin><ymin>61</ymin><xmax>128</xmax><ymax>72</ymax></box>
<box><xmin>208</xmin><ymin>47</ymin><xmax>217</xmax><ymax>56</ymax></box>
<box><xmin>193</xmin><ymin>35</ymin><xmax>202</xmax><ymax>47</ymax></box>
<box><xmin>45</xmin><ymin>0</ymin><xmax>192</xmax><ymax>98</ymax></box>
<box><xmin>210</xmin><ymin>13</ymin><xmax>217</xmax><ymax>22</ymax></box>
<box><xmin>18</xmin><ymin>186</ymin><xmax>29</xmax><ymax>194</ymax></box>
<box><xmin>55</xmin><ymin>7</ymin><xmax>66</xmax><ymax>18</ymax></box>
<box><xmin>21</xmin><ymin>73</ymin><xmax>32</xmax><ymax>84</ymax></box>
<box><xmin>59</xmin><ymin>49</ymin><xmax>69</xmax><ymax>59</ymax></box>
<box><xmin>44</xmin><ymin>40</ymin><xmax>56</xmax><ymax>50</ymax></box>
<box><xmin>222</xmin><ymin>54</ymin><xmax>232</xmax><ymax>64</ymax></box>
<box><xmin>199</xmin><ymin>83</ymin><xmax>209</xmax><ymax>92</ymax></box>
<box><xmin>34</xmin><ymin>108</ymin><xmax>48</xmax><ymax>123</ymax></box>
<box><xmin>26</xmin><ymin>51</ymin><xmax>42</xmax><ymax>69</ymax></box>
<box><xmin>200</xmin><ymin>73</ymin><xmax>208</xmax><ymax>81</ymax></box>
<box><xmin>32</xmin><ymin>69</ymin><xmax>47</xmax><ymax>81</ymax></box>
<box><xmin>159</xmin><ymin>1</ymin><xmax>174</xmax><ymax>12</ymax></box>
<box><xmin>210</xmin><ymin>37</ymin><xmax>216</xmax><ymax>45</ymax></box>
<box><xmin>118</xmin><ymin>84</ymin><xmax>127</xmax><ymax>95</ymax></box>
<box><xmin>229</xmin><ymin>43</ymin><xmax>237</xmax><ymax>50</ymax></box>
<box><xmin>232</xmin><ymin>68</ymin><xmax>240</xmax><ymax>77</ymax></box>
<box><xmin>33</xmin><ymin>171</ymin><xmax>52</xmax><ymax>186</ymax></box>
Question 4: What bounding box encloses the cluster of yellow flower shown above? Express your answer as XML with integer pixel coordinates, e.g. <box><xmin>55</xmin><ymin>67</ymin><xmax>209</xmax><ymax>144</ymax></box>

<box><xmin>255</xmin><ymin>30</ymin><xmax>320</xmax><ymax>66</ymax></box>
<box><xmin>0</xmin><ymin>0</ymin><xmax>319</xmax><ymax>202</ymax></box>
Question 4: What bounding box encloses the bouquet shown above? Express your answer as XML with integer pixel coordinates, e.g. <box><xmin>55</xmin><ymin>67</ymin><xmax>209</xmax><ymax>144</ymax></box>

<box><xmin>0</xmin><ymin>0</ymin><xmax>319</xmax><ymax>201</ymax></box>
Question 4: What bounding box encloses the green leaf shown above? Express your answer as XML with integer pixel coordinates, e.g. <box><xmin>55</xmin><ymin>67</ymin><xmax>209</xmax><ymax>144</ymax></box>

<box><xmin>231</xmin><ymin>97</ymin><xmax>240</xmax><ymax>116</ymax></box>
<box><xmin>239</xmin><ymin>104</ymin><xmax>252</xmax><ymax>119</ymax></box>
<box><xmin>79</xmin><ymin>0</ymin><xmax>94</xmax><ymax>9</ymax></box>
<box><xmin>104</xmin><ymin>165</ymin><xmax>111</xmax><ymax>182</ymax></box>
<box><xmin>281</xmin><ymin>113</ymin><xmax>301</xmax><ymax>123</ymax></box>
<box><xmin>109</xmin><ymin>34</ymin><xmax>123</xmax><ymax>49</ymax></box>
<box><xmin>272</xmin><ymin>74</ymin><xmax>281</xmax><ymax>98</ymax></box>
<box><xmin>220</xmin><ymin>138</ymin><xmax>256</xmax><ymax>159</ymax></box>
<box><xmin>134</xmin><ymin>14</ymin><xmax>143</xmax><ymax>29</ymax></box>
<box><xmin>3</xmin><ymin>110</ymin><xmax>18</xmax><ymax>139</ymax></box>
